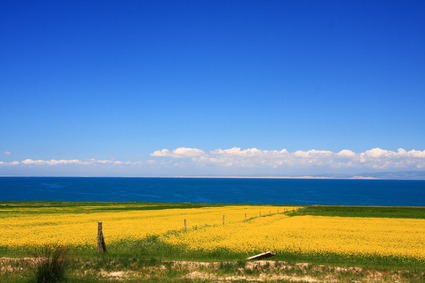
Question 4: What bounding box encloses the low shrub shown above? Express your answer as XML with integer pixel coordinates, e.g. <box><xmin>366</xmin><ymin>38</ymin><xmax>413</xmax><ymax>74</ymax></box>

<box><xmin>33</xmin><ymin>245</ymin><xmax>69</xmax><ymax>283</ymax></box>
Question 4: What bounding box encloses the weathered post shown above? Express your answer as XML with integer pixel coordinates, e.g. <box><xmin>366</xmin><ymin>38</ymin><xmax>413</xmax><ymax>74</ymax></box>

<box><xmin>222</xmin><ymin>215</ymin><xmax>225</xmax><ymax>225</ymax></box>
<box><xmin>184</xmin><ymin>219</ymin><xmax>187</xmax><ymax>232</ymax></box>
<box><xmin>244</xmin><ymin>213</ymin><xmax>247</xmax><ymax>221</ymax></box>
<box><xmin>97</xmin><ymin>222</ymin><xmax>107</xmax><ymax>253</ymax></box>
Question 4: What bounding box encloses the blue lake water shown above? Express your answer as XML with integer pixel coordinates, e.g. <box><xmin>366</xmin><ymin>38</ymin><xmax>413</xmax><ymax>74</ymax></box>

<box><xmin>0</xmin><ymin>177</ymin><xmax>424</xmax><ymax>206</ymax></box>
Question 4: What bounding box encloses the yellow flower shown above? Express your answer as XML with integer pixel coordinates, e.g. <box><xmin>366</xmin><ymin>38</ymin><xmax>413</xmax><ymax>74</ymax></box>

<box><xmin>1</xmin><ymin>204</ymin><xmax>424</xmax><ymax>259</ymax></box>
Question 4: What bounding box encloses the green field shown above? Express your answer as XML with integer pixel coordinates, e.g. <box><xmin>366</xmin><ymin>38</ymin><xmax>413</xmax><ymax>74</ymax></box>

<box><xmin>288</xmin><ymin>205</ymin><xmax>425</xmax><ymax>219</ymax></box>
<box><xmin>1</xmin><ymin>202</ymin><xmax>424</xmax><ymax>282</ymax></box>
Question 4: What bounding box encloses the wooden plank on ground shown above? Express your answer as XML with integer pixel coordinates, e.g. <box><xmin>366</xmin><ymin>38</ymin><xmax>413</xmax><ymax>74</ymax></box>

<box><xmin>246</xmin><ymin>251</ymin><xmax>275</xmax><ymax>260</ymax></box>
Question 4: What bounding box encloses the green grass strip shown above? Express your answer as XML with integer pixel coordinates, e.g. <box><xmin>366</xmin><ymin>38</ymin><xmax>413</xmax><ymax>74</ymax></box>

<box><xmin>287</xmin><ymin>205</ymin><xmax>425</xmax><ymax>219</ymax></box>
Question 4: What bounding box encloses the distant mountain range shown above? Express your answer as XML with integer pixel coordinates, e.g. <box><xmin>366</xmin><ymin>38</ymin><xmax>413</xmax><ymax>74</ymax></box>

<box><xmin>191</xmin><ymin>171</ymin><xmax>425</xmax><ymax>180</ymax></box>
<box><xmin>317</xmin><ymin>171</ymin><xmax>425</xmax><ymax>180</ymax></box>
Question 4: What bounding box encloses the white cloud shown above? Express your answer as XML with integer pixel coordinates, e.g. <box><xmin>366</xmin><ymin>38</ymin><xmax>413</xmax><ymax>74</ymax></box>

<box><xmin>150</xmin><ymin>147</ymin><xmax>204</xmax><ymax>158</ymax></box>
<box><xmin>407</xmin><ymin>149</ymin><xmax>425</xmax><ymax>158</ymax></box>
<box><xmin>1</xmin><ymin>147</ymin><xmax>425</xmax><ymax>175</ymax></box>
<box><xmin>361</xmin><ymin>147</ymin><xmax>390</xmax><ymax>158</ymax></box>
<box><xmin>211</xmin><ymin>147</ymin><xmax>262</xmax><ymax>156</ymax></box>
<box><xmin>152</xmin><ymin>147</ymin><xmax>425</xmax><ymax>171</ymax></box>
<box><xmin>3</xmin><ymin>151</ymin><xmax>12</xmax><ymax>156</ymax></box>
<box><xmin>150</xmin><ymin>149</ymin><xmax>170</xmax><ymax>157</ymax></box>
<box><xmin>294</xmin><ymin>149</ymin><xmax>333</xmax><ymax>158</ymax></box>
<box><xmin>338</xmin><ymin>149</ymin><xmax>356</xmax><ymax>158</ymax></box>
<box><xmin>200</xmin><ymin>148</ymin><xmax>290</xmax><ymax>167</ymax></box>
<box><xmin>21</xmin><ymin>159</ymin><xmax>82</xmax><ymax>166</ymax></box>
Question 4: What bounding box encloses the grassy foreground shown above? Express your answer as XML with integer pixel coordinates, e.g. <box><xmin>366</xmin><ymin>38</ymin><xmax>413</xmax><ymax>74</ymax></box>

<box><xmin>0</xmin><ymin>202</ymin><xmax>424</xmax><ymax>282</ymax></box>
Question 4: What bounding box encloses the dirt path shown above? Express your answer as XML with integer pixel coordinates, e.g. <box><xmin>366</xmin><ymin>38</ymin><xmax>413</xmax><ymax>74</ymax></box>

<box><xmin>1</xmin><ymin>257</ymin><xmax>422</xmax><ymax>282</ymax></box>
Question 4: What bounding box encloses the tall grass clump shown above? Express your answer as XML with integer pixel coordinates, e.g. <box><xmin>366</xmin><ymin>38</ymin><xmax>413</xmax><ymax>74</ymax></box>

<box><xmin>33</xmin><ymin>245</ymin><xmax>69</xmax><ymax>283</ymax></box>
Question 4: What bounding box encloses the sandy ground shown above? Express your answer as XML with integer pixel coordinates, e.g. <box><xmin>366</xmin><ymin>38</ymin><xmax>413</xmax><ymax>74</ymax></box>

<box><xmin>1</xmin><ymin>257</ymin><xmax>422</xmax><ymax>282</ymax></box>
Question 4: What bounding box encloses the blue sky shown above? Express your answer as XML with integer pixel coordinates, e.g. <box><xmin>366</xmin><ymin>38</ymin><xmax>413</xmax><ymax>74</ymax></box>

<box><xmin>1</xmin><ymin>0</ymin><xmax>424</xmax><ymax>177</ymax></box>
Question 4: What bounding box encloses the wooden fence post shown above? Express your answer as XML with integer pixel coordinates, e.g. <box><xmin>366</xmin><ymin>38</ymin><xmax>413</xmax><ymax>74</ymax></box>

<box><xmin>184</xmin><ymin>219</ymin><xmax>187</xmax><ymax>232</ymax></box>
<box><xmin>222</xmin><ymin>215</ymin><xmax>225</xmax><ymax>225</ymax></box>
<box><xmin>97</xmin><ymin>221</ymin><xmax>107</xmax><ymax>253</ymax></box>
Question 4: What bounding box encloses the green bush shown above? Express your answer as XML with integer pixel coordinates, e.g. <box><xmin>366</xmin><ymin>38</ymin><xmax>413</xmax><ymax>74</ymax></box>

<box><xmin>33</xmin><ymin>245</ymin><xmax>69</xmax><ymax>283</ymax></box>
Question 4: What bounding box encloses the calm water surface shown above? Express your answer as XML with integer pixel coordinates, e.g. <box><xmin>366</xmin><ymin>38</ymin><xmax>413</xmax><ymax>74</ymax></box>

<box><xmin>0</xmin><ymin>177</ymin><xmax>424</xmax><ymax>206</ymax></box>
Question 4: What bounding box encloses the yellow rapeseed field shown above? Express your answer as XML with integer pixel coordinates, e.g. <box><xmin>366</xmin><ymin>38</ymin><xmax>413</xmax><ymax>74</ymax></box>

<box><xmin>162</xmin><ymin>214</ymin><xmax>425</xmax><ymax>259</ymax></box>
<box><xmin>0</xmin><ymin>205</ymin><xmax>290</xmax><ymax>247</ymax></box>
<box><xmin>1</xmin><ymin>204</ymin><xmax>424</xmax><ymax>259</ymax></box>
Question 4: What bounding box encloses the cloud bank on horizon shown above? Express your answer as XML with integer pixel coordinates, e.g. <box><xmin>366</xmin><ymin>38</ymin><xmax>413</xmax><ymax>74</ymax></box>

<box><xmin>1</xmin><ymin>147</ymin><xmax>424</xmax><ymax>177</ymax></box>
